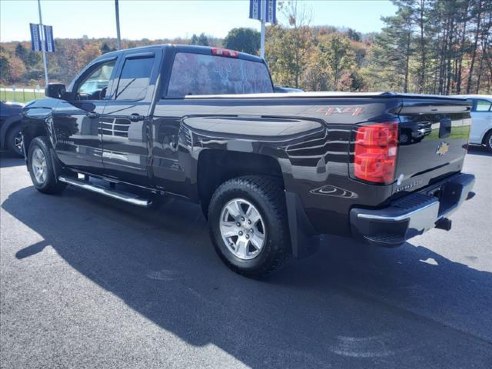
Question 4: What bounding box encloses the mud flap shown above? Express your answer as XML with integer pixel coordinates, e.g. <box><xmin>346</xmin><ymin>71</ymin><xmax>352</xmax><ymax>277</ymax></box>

<box><xmin>285</xmin><ymin>191</ymin><xmax>320</xmax><ymax>259</ymax></box>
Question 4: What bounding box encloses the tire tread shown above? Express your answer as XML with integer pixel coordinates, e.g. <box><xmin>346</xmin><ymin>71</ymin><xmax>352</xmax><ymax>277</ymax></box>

<box><xmin>208</xmin><ymin>175</ymin><xmax>290</xmax><ymax>278</ymax></box>
<box><xmin>28</xmin><ymin>136</ymin><xmax>66</xmax><ymax>194</ymax></box>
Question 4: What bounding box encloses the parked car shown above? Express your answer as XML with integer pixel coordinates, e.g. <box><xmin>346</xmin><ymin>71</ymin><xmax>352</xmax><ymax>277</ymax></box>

<box><xmin>453</xmin><ymin>95</ymin><xmax>492</xmax><ymax>151</ymax></box>
<box><xmin>0</xmin><ymin>101</ymin><xmax>24</xmax><ymax>156</ymax></box>
<box><xmin>21</xmin><ymin>45</ymin><xmax>475</xmax><ymax>277</ymax></box>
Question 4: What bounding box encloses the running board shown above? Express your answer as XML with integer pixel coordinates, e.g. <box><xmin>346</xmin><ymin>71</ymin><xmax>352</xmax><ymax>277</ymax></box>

<box><xmin>58</xmin><ymin>176</ymin><xmax>152</xmax><ymax>207</ymax></box>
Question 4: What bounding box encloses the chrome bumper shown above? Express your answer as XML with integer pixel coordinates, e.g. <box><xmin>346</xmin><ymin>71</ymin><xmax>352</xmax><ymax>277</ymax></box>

<box><xmin>350</xmin><ymin>173</ymin><xmax>475</xmax><ymax>246</ymax></box>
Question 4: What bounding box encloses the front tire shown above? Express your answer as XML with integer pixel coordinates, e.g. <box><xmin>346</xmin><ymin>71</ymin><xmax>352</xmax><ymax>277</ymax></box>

<box><xmin>208</xmin><ymin>176</ymin><xmax>290</xmax><ymax>278</ymax></box>
<box><xmin>6</xmin><ymin>125</ymin><xmax>24</xmax><ymax>157</ymax></box>
<box><xmin>27</xmin><ymin>136</ymin><xmax>66</xmax><ymax>194</ymax></box>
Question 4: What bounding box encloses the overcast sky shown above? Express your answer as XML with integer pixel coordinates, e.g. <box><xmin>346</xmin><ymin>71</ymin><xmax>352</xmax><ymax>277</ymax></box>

<box><xmin>0</xmin><ymin>0</ymin><xmax>396</xmax><ymax>42</ymax></box>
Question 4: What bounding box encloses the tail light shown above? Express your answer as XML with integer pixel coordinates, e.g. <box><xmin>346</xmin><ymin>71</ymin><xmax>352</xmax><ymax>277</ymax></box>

<box><xmin>211</xmin><ymin>48</ymin><xmax>239</xmax><ymax>58</ymax></box>
<box><xmin>353</xmin><ymin>122</ymin><xmax>399</xmax><ymax>184</ymax></box>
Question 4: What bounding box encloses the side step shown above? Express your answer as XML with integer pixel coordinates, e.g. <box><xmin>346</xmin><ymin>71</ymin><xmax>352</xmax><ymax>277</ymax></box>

<box><xmin>58</xmin><ymin>176</ymin><xmax>152</xmax><ymax>207</ymax></box>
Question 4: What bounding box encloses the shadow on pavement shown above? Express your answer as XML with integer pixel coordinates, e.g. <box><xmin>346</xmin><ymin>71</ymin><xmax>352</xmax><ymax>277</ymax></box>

<box><xmin>467</xmin><ymin>146</ymin><xmax>492</xmax><ymax>156</ymax></box>
<box><xmin>0</xmin><ymin>151</ymin><xmax>24</xmax><ymax>168</ymax></box>
<box><xmin>2</xmin><ymin>185</ymin><xmax>492</xmax><ymax>368</ymax></box>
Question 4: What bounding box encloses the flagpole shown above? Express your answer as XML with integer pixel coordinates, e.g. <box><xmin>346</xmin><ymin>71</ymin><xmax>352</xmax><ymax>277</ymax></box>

<box><xmin>37</xmin><ymin>0</ymin><xmax>49</xmax><ymax>87</ymax></box>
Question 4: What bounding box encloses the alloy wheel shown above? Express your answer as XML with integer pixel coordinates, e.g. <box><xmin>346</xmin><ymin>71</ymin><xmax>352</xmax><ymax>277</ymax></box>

<box><xmin>31</xmin><ymin>147</ymin><xmax>47</xmax><ymax>184</ymax></box>
<box><xmin>219</xmin><ymin>198</ymin><xmax>266</xmax><ymax>260</ymax></box>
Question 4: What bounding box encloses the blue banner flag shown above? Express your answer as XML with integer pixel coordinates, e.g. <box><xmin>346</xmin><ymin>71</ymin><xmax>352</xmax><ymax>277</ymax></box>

<box><xmin>265</xmin><ymin>0</ymin><xmax>276</xmax><ymax>24</ymax></box>
<box><xmin>44</xmin><ymin>25</ymin><xmax>55</xmax><ymax>52</ymax></box>
<box><xmin>249</xmin><ymin>0</ymin><xmax>276</xmax><ymax>24</ymax></box>
<box><xmin>30</xmin><ymin>23</ymin><xmax>42</xmax><ymax>51</ymax></box>
<box><xmin>249</xmin><ymin>0</ymin><xmax>261</xmax><ymax>21</ymax></box>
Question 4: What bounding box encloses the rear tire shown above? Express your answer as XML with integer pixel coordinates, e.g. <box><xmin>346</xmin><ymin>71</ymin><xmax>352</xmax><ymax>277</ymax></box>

<box><xmin>484</xmin><ymin>130</ymin><xmax>492</xmax><ymax>152</ymax></box>
<box><xmin>208</xmin><ymin>176</ymin><xmax>290</xmax><ymax>278</ymax></box>
<box><xmin>27</xmin><ymin>136</ymin><xmax>66</xmax><ymax>194</ymax></box>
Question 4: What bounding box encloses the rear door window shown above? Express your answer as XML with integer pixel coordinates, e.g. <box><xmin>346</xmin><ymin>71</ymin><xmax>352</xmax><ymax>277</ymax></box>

<box><xmin>474</xmin><ymin>100</ymin><xmax>492</xmax><ymax>112</ymax></box>
<box><xmin>115</xmin><ymin>55</ymin><xmax>155</xmax><ymax>101</ymax></box>
<box><xmin>166</xmin><ymin>52</ymin><xmax>273</xmax><ymax>97</ymax></box>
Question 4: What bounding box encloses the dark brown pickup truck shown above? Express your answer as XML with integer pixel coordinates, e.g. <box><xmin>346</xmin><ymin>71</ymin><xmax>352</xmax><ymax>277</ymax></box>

<box><xmin>21</xmin><ymin>45</ymin><xmax>475</xmax><ymax>277</ymax></box>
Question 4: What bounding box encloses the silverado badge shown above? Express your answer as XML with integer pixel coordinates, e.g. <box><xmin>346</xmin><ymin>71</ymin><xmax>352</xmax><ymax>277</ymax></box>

<box><xmin>436</xmin><ymin>142</ymin><xmax>449</xmax><ymax>156</ymax></box>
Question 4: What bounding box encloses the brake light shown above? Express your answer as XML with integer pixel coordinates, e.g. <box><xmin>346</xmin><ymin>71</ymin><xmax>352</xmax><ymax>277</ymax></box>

<box><xmin>354</xmin><ymin>122</ymin><xmax>399</xmax><ymax>184</ymax></box>
<box><xmin>211</xmin><ymin>48</ymin><xmax>239</xmax><ymax>58</ymax></box>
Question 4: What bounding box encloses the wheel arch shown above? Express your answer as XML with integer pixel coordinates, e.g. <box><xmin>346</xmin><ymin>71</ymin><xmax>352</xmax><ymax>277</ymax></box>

<box><xmin>22</xmin><ymin>117</ymin><xmax>52</xmax><ymax>160</ymax></box>
<box><xmin>197</xmin><ymin>149</ymin><xmax>285</xmax><ymax>211</ymax></box>
<box><xmin>481</xmin><ymin>128</ymin><xmax>492</xmax><ymax>146</ymax></box>
<box><xmin>196</xmin><ymin>149</ymin><xmax>319</xmax><ymax>259</ymax></box>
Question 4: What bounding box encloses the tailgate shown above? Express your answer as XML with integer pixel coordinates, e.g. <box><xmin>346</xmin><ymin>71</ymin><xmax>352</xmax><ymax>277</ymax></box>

<box><xmin>394</xmin><ymin>96</ymin><xmax>471</xmax><ymax>194</ymax></box>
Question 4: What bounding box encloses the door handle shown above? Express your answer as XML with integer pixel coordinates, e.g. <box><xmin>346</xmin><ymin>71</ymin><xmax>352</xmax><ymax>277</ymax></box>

<box><xmin>130</xmin><ymin>113</ymin><xmax>145</xmax><ymax>122</ymax></box>
<box><xmin>86</xmin><ymin>111</ymin><xmax>99</xmax><ymax>119</ymax></box>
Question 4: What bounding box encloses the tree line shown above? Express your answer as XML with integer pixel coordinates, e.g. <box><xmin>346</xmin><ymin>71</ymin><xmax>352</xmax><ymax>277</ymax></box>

<box><xmin>0</xmin><ymin>34</ymin><xmax>219</xmax><ymax>87</ymax></box>
<box><xmin>369</xmin><ymin>0</ymin><xmax>491</xmax><ymax>94</ymax></box>
<box><xmin>0</xmin><ymin>0</ymin><xmax>490</xmax><ymax>95</ymax></box>
<box><xmin>266</xmin><ymin>0</ymin><xmax>491</xmax><ymax>94</ymax></box>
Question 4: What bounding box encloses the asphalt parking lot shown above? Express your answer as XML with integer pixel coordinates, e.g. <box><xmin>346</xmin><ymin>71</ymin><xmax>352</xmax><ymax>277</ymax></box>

<box><xmin>1</xmin><ymin>148</ymin><xmax>491</xmax><ymax>369</ymax></box>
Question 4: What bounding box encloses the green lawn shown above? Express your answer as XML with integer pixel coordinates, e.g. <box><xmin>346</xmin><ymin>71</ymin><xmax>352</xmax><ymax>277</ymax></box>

<box><xmin>425</xmin><ymin>124</ymin><xmax>471</xmax><ymax>141</ymax></box>
<box><xmin>0</xmin><ymin>89</ymin><xmax>44</xmax><ymax>103</ymax></box>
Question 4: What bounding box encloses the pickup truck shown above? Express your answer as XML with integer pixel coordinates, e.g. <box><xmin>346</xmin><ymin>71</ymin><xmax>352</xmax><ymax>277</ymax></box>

<box><xmin>21</xmin><ymin>44</ymin><xmax>475</xmax><ymax>277</ymax></box>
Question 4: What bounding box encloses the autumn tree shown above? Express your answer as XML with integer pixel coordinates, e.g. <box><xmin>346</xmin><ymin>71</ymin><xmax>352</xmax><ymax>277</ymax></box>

<box><xmin>78</xmin><ymin>44</ymin><xmax>101</xmax><ymax>70</ymax></box>
<box><xmin>319</xmin><ymin>33</ymin><xmax>356</xmax><ymax>90</ymax></box>
<box><xmin>0</xmin><ymin>54</ymin><xmax>10</xmax><ymax>83</ymax></box>
<box><xmin>267</xmin><ymin>0</ymin><xmax>312</xmax><ymax>88</ymax></box>
<box><xmin>265</xmin><ymin>25</ymin><xmax>299</xmax><ymax>87</ymax></box>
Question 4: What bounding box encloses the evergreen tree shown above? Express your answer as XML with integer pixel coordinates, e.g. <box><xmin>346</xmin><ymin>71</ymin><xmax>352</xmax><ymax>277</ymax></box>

<box><xmin>223</xmin><ymin>28</ymin><xmax>260</xmax><ymax>54</ymax></box>
<box><xmin>15</xmin><ymin>43</ymin><xmax>28</xmax><ymax>64</ymax></box>
<box><xmin>197</xmin><ymin>33</ymin><xmax>209</xmax><ymax>46</ymax></box>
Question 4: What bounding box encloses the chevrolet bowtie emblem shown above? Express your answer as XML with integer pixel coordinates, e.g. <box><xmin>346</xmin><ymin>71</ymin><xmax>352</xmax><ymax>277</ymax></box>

<box><xmin>436</xmin><ymin>142</ymin><xmax>449</xmax><ymax>156</ymax></box>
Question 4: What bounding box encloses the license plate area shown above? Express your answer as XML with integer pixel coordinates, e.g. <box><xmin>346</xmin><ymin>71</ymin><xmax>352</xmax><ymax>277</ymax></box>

<box><xmin>425</xmin><ymin>183</ymin><xmax>456</xmax><ymax>216</ymax></box>
<box><xmin>419</xmin><ymin>173</ymin><xmax>474</xmax><ymax>217</ymax></box>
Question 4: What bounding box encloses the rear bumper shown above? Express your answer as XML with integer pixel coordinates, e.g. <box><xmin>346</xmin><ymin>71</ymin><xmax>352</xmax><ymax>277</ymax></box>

<box><xmin>350</xmin><ymin>173</ymin><xmax>475</xmax><ymax>246</ymax></box>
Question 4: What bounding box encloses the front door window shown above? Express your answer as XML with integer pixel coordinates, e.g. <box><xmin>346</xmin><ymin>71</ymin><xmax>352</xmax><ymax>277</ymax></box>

<box><xmin>77</xmin><ymin>60</ymin><xmax>116</xmax><ymax>100</ymax></box>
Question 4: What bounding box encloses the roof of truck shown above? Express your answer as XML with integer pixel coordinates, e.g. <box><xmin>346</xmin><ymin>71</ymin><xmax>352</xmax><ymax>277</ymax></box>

<box><xmin>97</xmin><ymin>44</ymin><xmax>264</xmax><ymax>63</ymax></box>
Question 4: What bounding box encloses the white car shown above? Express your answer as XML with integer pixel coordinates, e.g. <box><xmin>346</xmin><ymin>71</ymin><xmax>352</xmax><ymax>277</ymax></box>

<box><xmin>454</xmin><ymin>95</ymin><xmax>492</xmax><ymax>151</ymax></box>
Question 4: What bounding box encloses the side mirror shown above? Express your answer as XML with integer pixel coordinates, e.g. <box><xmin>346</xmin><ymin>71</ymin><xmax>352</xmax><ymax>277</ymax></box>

<box><xmin>45</xmin><ymin>83</ymin><xmax>67</xmax><ymax>99</ymax></box>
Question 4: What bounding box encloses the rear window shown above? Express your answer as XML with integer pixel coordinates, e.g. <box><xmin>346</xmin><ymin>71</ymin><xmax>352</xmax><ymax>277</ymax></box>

<box><xmin>166</xmin><ymin>52</ymin><xmax>273</xmax><ymax>97</ymax></box>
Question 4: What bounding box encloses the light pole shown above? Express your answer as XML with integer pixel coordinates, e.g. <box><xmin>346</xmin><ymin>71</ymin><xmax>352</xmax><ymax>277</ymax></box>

<box><xmin>115</xmin><ymin>0</ymin><xmax>121</xmax><ymax>49</ymax></box>
<box><xmin>260</xmin><ymin>0</ymin><xmax>266</xmax><ymax>59</ymax></box>
<box><xmin>37</xmin><ymin>0</ymin><xmax>49</xmax><ymax>86</ymax></box>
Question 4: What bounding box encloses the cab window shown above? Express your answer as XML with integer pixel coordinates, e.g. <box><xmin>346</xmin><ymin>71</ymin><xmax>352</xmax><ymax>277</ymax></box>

<box><xmin>474</xmin><ymin>100</ymin><xmax>492</xmax><ymax>112</ymax></box>
<box><xmin>77</xmin><ymin>60</ymin><xmax>116</xmax><ymax>100</ymax></box>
